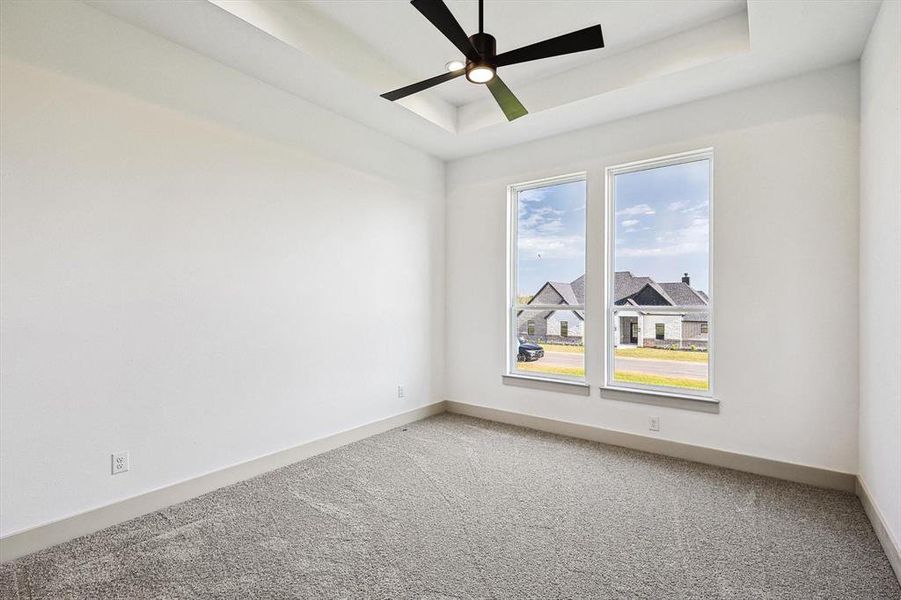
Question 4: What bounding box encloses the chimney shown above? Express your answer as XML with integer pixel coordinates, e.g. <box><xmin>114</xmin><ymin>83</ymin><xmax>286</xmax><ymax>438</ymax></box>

<box><xmin>681</xmin><ymin>273</ymin><xmax>690</xmax><ymax>285</ymax></box>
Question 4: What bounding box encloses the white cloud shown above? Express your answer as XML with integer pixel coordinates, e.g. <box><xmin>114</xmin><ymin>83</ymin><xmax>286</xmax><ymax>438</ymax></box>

<box><xmin>516</xmin><ymin>188</ymin><xmax>587</xmax><ymax>262</ymax></box>
<box><xmin>620</xmin><ymin>219</ymin><xmax>640</xmax><ymax>227</ymax></box>
<box><xmin>616</xmin><ymin>204</ymin><xmax>656</xmax><ymax>216</ymax></box>
<box><xmin>518</xmin><ymin>187</ymin><xmax>550</xmax><ymax>203</ymax></box>
<box><xmin>518</xmin><ymin>205</ymin><xmax>563</xmax><ymax>233</ymax></box>
<box><xmin>516</xmin><ymin>200</ymin><xmax>583</xmax><ymax>258</ymax></box>
<box><xmin>668</xmin><ymin>200</ymin><xmax>687</xmax><ymax>211</ymax></box>
<box><xmin>518</xmin><ymin>234</ymin><xmax>585</xmax><ymax>259</ymax></box>
<box><xmin>617</xmin><ymin>218</ymin><xmax>708</xmax><ymax>257</ymax></box>
<box><xmin>680</xmin><ymin>201</ymin><xmax>709</xmax><ymax>214</ymax></box>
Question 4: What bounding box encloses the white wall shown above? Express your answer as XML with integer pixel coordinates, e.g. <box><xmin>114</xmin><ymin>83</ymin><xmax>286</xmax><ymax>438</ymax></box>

<box><xmin>447</xmin><ymin>64</ymin><xmax>861</xmax><ymax>473</ymax></box>
<box><xmin>640</xmin><ymin>315</ymin><xmax>683</xmax><ymax>345</ymax></box>
<box><xmin>0</xmin><ymin>1</ymin><xmax>445</xmax><ymax>537</ymax></box>
<box><xmin>547</xmin><ymin>311</ymin><xmax>583</xmax><ymax>339</ymax></box>
<box><xmin>859</xmin><ymin>0</ymin><xmax>901</xmax><ymax>552</ymax></box>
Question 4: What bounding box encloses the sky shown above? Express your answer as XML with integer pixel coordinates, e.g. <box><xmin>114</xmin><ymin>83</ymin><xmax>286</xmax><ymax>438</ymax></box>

<box><xmin>516</xmin><ymin>159</ymin><xmax>709</xmax><ymax>298</ymax></box>
<box><xmin>614</xmin><ymin>159</ymin><xmax>710</xmax><ymax>294</ymax></box>
<box><xmin>517</xmin><ymin>180</ymin><xmax>586</xmax><ymax>297</ymax></box>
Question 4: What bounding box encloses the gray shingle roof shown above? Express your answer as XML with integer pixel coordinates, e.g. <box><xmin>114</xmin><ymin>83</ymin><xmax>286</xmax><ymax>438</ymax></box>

<box><xmin>546</xmin><ymin>281</ymin><xmax>580</xmax><ymax>306</ymax></box>
<box><xmin>570</xmin><ymin>275</ymin><xmax>585</xmax><ymax>304</ymax></box>
<box><xmin>659</xmin><ymin>282</ymin><xmax>707</xmax><ymax>306</ymax></box>
<box><xmin>615</xmin><ymin>271</ymin><xmax>708</xmax><ymax>308</ymax></box>
<box><xmin>522</xmin><ymin>275</ymin><xmax>586</xmax><ymax>322</ymax></box>
<box><xmin>614</xmin><ymin>271</ymin><xmax>653</xmax><ymax>301</ymax></box>
<box><xmin>526</xmin><ymin>272</ymin><xmax>707</xmax><ymax>322</ymax></box>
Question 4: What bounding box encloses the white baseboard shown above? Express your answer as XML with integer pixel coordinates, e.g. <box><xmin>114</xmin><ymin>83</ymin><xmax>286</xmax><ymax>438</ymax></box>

<box><xmin>0</xmin><ymin>401</ymin><xmax>446</xmax><ymax>563</ymax></box>
<box><xmin>445</xmin><ymin>400</ymin><xmax>857</xmax><ymax>492</ymax></box>
<box><xmin>5</xmin><ymin>399</ymin><xmax>886</xmax><ymax>573</ymax></box>
<box><xmin>857</xmin><ymin>476</ymin><xmax>901</xmax><ymax>583</ymax></box>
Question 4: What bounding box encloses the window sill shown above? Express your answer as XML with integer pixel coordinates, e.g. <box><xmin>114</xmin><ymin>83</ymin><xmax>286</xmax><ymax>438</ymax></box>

<box><xmin>598</xmin><ymin>385</ymin><xmax>719</xmax><ymax>413</ymax></box>
<box><xmin>502</xmin><ymin>374</ymin><xmax>590</xmax><ymax>396</ymax></box>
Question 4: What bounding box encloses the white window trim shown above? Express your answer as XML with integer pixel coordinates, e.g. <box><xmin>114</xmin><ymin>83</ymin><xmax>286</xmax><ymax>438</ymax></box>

<box><xmin>507</xmin><ymin>172</ymin><xmax>588</xmax><ymax>384</ymax></box>
<box><xmin>604</xmin><ymin>149</ymin><xmax>715</xmax><ymax>400</ymax></box>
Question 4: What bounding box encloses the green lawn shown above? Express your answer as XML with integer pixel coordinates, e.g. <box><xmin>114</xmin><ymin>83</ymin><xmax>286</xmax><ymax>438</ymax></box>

<box><xmin>517</xmin><ymin>365</ymin><xmax>707</xmax><ymax>390</ymax></box>
<box><xmin>613</xmin><ymin>370</ymin><xmax>709</xmax><ymax>390</ymax></box>
<box><xmin>517</xmin><ymin>363</ymin><xmax>585</xmax><ymax>377</ymax></box>
<box><xmin>532</xmin><ymin>345</ymin><xmax>706</xmax><ymax>363</ymax></box>
<box><xmin>537</xmin><ymin>343</ymin><xmax>584</xmax><ymax>354</ymax></box>
<box><xmin>614</xmin><ymin>347</ymin><xmax>708</xmax><ymax>363</ymax></box>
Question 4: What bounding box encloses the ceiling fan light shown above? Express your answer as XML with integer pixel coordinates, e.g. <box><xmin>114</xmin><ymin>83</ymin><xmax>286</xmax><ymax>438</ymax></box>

<box><xmin>445</xmin><ymin>60</ymin><xmax>465</xmax><ymax>72</ymax></box>
<box><xmin>466</xmin><ymin>65</ymin><xmax>495</xmax><ymax>84</ymax></box>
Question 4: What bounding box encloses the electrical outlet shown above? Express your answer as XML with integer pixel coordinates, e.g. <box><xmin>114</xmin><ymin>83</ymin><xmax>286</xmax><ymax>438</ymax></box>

<box><xmin>397</xmin><ymin>385</ymin><xmax>405</xmax><ymax>399</ymax></box>
<box><xmin>111</xmin><ymin>451</ymin><xmax>129</xmax><ymax>475</ymax></box>
<box><xmin>649</xmin><ymin>416</ymin><xmax>660</xmax><ymax>432</ymax></box>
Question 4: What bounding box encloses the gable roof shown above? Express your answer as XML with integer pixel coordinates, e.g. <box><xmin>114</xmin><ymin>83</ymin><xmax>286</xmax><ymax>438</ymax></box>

<box><xmin>545</xmin><ymin>308</ymin><xmax>585</xmax><ymax>321</ymax></box>
<box><xmin>614</xmin><ymin>271</ymin><xmax>707</xmax><ymax>307</ymax></box>
<box><xmin>659</xmin><ymin>282</ymin><xmax>707</xmax><ymax>306</ymax></box>
<box><xmin>614</xmin><ymin>271</ymin><xmax>653</xmax><ymax>301</ymax></box>
<box><xmin>522</xmin><ymin>275</ymin><xmax>585</xmax><ymax>322</ymax></box>
<box><xmin>546</xmin><ymin>281</ymin><xmax>580</xmax><ymax>306</ymax></box>
<box><xmin>526</xmin><ymin>272</ymin><xmax>707</xmax><ymax>314</ymax></box>
<box><xmin>570</xmin><ymin>275</ymin><xmax>585</xmax><ymax>304</ymax></box>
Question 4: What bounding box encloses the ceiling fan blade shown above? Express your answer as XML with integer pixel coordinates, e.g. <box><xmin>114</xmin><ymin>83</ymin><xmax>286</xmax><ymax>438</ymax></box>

<box><xmin>381</xmin><ymin>69</ymin><xmax>464</xmax><ymax>101</ymax></box>
<box><xmin>411</xmin><ymin>0</ymin><xmax>480</xmax><ymax>62</ymax></box>
<box><xmin>495</xmin><ymin>25</ymin><xmax>604</xmax><ymax>68</ymax></box>
<box><xmin>486</xmin><ymin>75</ymin><xmax>528</xmax><ymax>121</ymax></box>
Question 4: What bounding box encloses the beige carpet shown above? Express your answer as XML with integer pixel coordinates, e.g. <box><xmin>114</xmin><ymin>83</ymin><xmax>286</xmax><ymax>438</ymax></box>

<box><xmin>1</xmin><ymin>413</ymin><xmax>898</xmax><ymax>599</ymax></box>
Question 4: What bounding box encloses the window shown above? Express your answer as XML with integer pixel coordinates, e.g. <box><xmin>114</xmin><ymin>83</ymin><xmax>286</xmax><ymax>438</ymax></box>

<box><xmin>508</xmin><ymin>173</ymin><xmax>586</xmax><ymax>381</ymax></box>
<box><xmin>606</xmin><ymin>150</ymin><xmax>712</xmax><ymax>396</ymax></box>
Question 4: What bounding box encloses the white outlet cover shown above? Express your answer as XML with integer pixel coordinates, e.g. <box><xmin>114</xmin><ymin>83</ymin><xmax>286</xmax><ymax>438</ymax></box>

<box><xmin>111</xmin><ymin>451</ymin><xmax>129</xmax><ymax>475</ymax></box>
<box><xmin>397</xmin><ymin>385</ymin><xmax>405</xmax><ymax>398</ymax></box>
<box><xmin>649</xmin><ymin>417</ymin><xmax>660</xmax><ymax>432</ymax></box>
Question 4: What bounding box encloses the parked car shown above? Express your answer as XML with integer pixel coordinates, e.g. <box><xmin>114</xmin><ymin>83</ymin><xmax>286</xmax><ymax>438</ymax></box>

<box><xmin>518</xmin><ymin>338</ymin><xmax>544</xmax><ymax>362</ymax></box>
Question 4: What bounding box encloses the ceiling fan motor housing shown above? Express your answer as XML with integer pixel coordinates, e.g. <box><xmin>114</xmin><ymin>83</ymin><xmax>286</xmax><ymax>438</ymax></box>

<box><xmin>466</xmin><ymin>32</ymin><xmax>497</xmax><ymax>83</ymax></box>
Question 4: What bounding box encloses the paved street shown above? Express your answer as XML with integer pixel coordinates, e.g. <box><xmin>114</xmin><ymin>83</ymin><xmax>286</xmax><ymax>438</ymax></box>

<box><xmin>614</xmin><ymin>356</ymin><xmax>707</xmax><ymax>379</ymax></box>
<box><xmin>539</xmin><ymin>351</ymin><xmax>707</xmax><ymax>379</ymax></box>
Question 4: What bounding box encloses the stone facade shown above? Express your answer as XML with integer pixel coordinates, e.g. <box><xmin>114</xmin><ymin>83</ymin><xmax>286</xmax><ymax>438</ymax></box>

<box><xmin>517</xmin><ymin>279</ymin><xmax>584</xmax><ymax>344</ymax></box>
<box><xmin>616</xmin><ymin>313</ymin><xmax>709</xmax><ymax>350</ymax></box>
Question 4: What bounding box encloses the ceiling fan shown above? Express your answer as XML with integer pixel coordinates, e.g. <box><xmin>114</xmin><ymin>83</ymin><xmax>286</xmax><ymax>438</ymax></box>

<box><xmin>381</xmin><ymin>0</ymin><xmax>605</xmax><ymax>121</ymax></box>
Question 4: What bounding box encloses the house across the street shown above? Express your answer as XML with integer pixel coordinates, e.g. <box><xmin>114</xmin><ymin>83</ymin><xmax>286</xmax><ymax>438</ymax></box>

<box><xmin>518</xmin><ymin>271</ymin><xmax>709</xmax><ymax>349</ymax></box>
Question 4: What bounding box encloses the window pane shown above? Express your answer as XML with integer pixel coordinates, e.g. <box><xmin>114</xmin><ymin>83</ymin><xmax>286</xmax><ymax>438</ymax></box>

<box><xmin>514</xmin><ymin>308</ymin><xmax>584</xmax><ymax>379</ymax></box>
<box><xmin>611</xmin><ymin>158</ymin><xmax>710</xmax><ymax>393</ymax></box>
<box><xmin>516</xmin><ymin>180</ymin><xmax>586</xmax><ymax>305</ymax></box>
<box><xmin>611</xmin><ymin>309</ymin><xmax>708</xmax><ymax>391</ymax></box>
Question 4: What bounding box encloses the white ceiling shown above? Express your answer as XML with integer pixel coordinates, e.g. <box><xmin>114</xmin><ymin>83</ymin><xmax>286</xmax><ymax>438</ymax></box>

<box><xmin>303</xmin><ymin>0</ymin><xmax>746</xmax><ymax>107</ymax></box>
<box><xmin>87</xmin><ymin>0</ymin><xmax>882</xmax><ymax>160</ymax></box>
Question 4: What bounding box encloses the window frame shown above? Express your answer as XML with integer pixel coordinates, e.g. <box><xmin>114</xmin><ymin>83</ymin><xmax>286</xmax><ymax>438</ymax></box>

<box><xmin>604</xmin><ymin>149</ymin><xmax>714</xmax><ymax>399</ymax></box>
<box><xmin>507</xmin><ymin>172</ymin><xmax>588</xmax><ymax>383</ymax></box>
